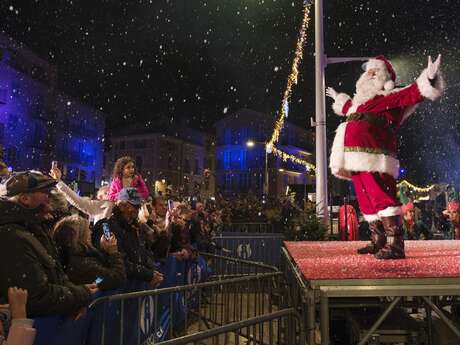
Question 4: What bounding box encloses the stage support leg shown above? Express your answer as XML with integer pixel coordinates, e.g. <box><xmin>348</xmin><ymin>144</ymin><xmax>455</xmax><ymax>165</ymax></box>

<box><xmin>422</xmin><ymin>296</ymin><xmax>460</xmax><ymax>338</ymax></box>
<box><xmin>425</xmin><ymin>298</ymin><xmax>433</xmax><ymax>345</ymax></box>
<box><xmin>320</xmin><ymin>292</ymin><xmax>330</xmax><ymax>345</ymax></box>
<box><xmin>357</xmin><ymin>296</ymin><xmax>401</xmax><ymax>345</ymax></box>
<box><xmin>307</xmin><ymin>291</ymin><xmax>316</xmax><ymax>345</ymax></box>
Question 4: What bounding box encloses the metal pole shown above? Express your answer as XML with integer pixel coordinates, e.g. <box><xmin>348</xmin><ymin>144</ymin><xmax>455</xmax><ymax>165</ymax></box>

<box><xmin>320</xmin><ymin>292</ymin><xmax>330</xmax><ymax>345</ymax></box>
<box><xmin>315</xmin><ymin>0</ymin><xmax>329</xmax><ymax>224</ymax></box>
<box><xmin>264</xmin><ymin>145</ymin><xmax>269</xmax><ymax>196</ymax></box>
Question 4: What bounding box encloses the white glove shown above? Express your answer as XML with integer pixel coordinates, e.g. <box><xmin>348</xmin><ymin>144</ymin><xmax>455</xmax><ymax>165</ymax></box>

<box><xmin>427</xmin><ymin>54</ymin><xmax>441</xmax><ymax>80</ymax></box>
<box><xmin>325</xmin><ymin>87</ymin><xmax>338</xmax><ymax>100</ymax></box>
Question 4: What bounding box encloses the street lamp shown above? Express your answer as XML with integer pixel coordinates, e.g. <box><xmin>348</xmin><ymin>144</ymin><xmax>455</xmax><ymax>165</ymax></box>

<box><xmin>246</xmin><ymin>140</ymin><xmax>269</xmax><ymax>196</ymax></box>
<box><xmin>246</xmin><ymin>140</ymin><xmax>255</xmax><ymax>148</ymax></box>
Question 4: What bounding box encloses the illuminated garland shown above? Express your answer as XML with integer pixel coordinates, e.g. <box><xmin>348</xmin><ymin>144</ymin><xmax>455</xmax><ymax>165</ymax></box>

<box><xmin>397</xmin><ymin>180</ymin><xmax>434</xmax><ymax>193</ymax></box>
<box><xmin>267</xmin><ymin>2</ymin><xmax>314</xmax><ymax>171</ymax></box>
<box><xmin>272</xmin><ymin>146</ymin><xmax>315</xmax><ymax>171</ymax></box>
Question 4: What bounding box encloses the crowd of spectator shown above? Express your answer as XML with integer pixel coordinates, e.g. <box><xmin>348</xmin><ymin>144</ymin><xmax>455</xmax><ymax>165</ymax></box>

<box><xmin>1</xmin><ymin>154</ymin><xmax>460</xmax><ymax>344</ymax></box>
<box><xmin>0</xmin><ymin>156</ymin><xmax>228</xmax><ymax>344</ymax></box>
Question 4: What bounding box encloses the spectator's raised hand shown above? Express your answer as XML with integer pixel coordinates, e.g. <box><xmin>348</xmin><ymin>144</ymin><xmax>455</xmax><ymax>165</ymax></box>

<box><xmin>8</xmin><ymin>287</ymin><xmax>28</xmax><ymax>319</ymax></box>
<box><xmin>85</xmin><ymin>283</ymin><xmax>99</xmax><ymax>295</ymax></box>
<box><xmin>100</xmin><ymin>235</ymin><xmax>118</xmax><ymax>254</ymax></box>
<box><xmin>49</xmin><ymin>167</ymin><xmax>62</xmax><ymax>181</ymax></box>
<box><xmin>150</xmin><ymin>271</ymin><xmax>164</xmax><ymax>288</ymax></box>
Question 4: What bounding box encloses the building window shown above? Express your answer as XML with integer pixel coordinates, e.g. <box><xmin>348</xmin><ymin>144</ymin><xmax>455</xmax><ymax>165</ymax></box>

<box><xmin>194</xmin><ymin>159</ymin><xmax>199</xmax><ymax>175</ymax></box>
<box><xmin>224</xmin><ymin>128</ymin><xmax>231</xmax><ymax>145</ymax></box>
<box><xmin>6</xmin><ymin>146</ymin><xmax>17</xmax><ymax>164</ymax></box>
<box><xmin>184</xmin><ymin>159</ymin><xmax>191</xmax><ymax>174</ymax></box>
<box><xmin>0</xmin><ymin>88</ymin><xmax>7</xmax><ymax>105</ymax></box>
<box><xmin>7</xmin><ymin>114</ymin><xmax>18</xmax><ymax>131</ymax></box>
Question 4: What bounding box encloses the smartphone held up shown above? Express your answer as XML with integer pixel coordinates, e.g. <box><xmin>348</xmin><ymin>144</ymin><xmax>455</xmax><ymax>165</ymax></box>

<box><xmin>102</xmin><ymin>223</ymin><xmax>112</xmax><ymax>240</ymax></box>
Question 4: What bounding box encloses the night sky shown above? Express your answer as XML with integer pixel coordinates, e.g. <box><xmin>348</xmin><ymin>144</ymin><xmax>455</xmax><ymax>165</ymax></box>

<box><xmin>1</xmin><ymin>0</ymin><xmax>460</xmax><ymax>186</ymax></box>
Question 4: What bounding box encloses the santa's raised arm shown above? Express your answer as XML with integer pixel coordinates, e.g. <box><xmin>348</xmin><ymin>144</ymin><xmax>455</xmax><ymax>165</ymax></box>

<box><xmin>326</xmin><ymin>54</ymin><xmax>444</xmax><ymax>260</ymax></box>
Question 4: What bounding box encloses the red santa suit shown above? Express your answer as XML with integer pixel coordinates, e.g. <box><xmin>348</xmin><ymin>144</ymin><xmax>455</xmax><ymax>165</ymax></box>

<box><xmin>330</xmin><ymin>61</ymin><xmax>444</xmax><ymax>222</ymax></box>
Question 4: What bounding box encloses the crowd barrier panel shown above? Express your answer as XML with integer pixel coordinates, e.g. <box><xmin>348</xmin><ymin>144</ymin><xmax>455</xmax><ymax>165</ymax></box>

<box><xmin>222</xmin><ymin>222</ymin><xmax>281</xmax><ymax>233</ymax></box>
<box><xmin>157</xmin><ymin>308</ymin><xmax>306</xmax><ymax>345</ymax></box>
<box><xmin>83</xmin><ymin>253</ymin><xmax>282</xmax><ymax>345</ymax></box>
<box><xmin>215</xmin><ymin>231</ymin><xmax>285</xmax><ymax>268</ymax></box>
<box><xmin>32</xmin><ymin>254</ymin><xmax>208</xmax><ymax>345</ymax></box>
<box><xmin>31</xmin><ymin>252</ymin><xmax>282</xmax><ymax>345</ymax></box>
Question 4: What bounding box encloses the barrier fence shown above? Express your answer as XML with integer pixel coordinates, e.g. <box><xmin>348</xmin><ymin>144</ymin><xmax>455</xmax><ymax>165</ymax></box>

<box><xmin>157</xmin><ymin>308</ymin><xmax>305</xmax><ymax>345</ymax></box>
<box><xmin>84</xmin><ymin>253</ymin><xmax>284</xmax><ymax>345</ymax></box>
<box><xmin>216</xmin><ymin>223</ymin><xmax>285</xmax><ymax>268</ymax></box>
<box><xmin>31</xmin><ymin>229</ymin><xmax>290</xmax><ymax>345</ymax></box>
<box><xmin>221</xmin><ymin>223</ymin><xmax>281</xmax><ymax>233</ymax></box>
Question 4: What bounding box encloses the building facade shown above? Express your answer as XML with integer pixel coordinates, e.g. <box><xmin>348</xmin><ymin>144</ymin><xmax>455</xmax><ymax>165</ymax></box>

<box><xmin>0</xmin><ymin>33</ymin><xmax>105</xmax><ymax>186</ymax></box>
<box><xmin>214</xmin><ymin>109</ymin><xmax>315</xmax><ymax>197</ymax></box>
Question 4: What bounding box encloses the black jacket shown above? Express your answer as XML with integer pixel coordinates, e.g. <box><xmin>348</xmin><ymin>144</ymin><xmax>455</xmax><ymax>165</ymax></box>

<box><xmin>93</xmin><ymin>208</ymin><xmax>156</xmax><ymax>283</ymax></box>
<box><xmin>0</xmin><ymin>199</ymin><xmax>92</xmax><ymax>317</ymax></box>
<box><xmin>63</xmin><ymin>243</ymin><xmax>126</xmax><ymax>291</ymax></box>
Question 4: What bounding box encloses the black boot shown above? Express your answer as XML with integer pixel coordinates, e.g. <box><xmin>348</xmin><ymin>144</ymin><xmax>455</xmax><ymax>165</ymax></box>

<box><xmin>375</xmin><ymin>216</ymin><xmax>405</xmax><ymax>260</ymax></box>
<box><xmin>357</xmin><ymin>220</ymin><xmax>386</xmax><ymax>254</ymax></box>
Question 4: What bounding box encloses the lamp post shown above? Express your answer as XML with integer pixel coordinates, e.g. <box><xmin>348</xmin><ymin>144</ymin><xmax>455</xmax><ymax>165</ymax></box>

<box><xmin>246</xmin><ymin>140</ymin><xmax>269</xmax><ymax>196</ymax></box>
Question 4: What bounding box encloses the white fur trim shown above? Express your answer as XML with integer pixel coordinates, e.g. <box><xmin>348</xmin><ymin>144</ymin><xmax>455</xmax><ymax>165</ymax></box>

<box><xmin>343</xmin><ymin>151</ymin><xmax>400</xmax><ymax>179</ymax></box>
<box><xmin>384</xmin><ymin>80</ymin><xmax>394</xmax><ymax>91</ymax></box>
<box><xmin>366</xmin><ymin>59</ymin><xmax>387</xmax><ymax>72</ymax></box>
<box><xmin>363</xmin><ymin>214</ymin><xmax>380</xmax><ymax>222</ymax></box>
<box><xmin>329</xmin><ymin>122</ymin><xmax>352</xmax><ymax>180</ymax></box>
<box><xmin>378</xmin><ymin>206</ymin><xmax>402</xmax><ymax>217</ymax></box>
<box><xmin>416</xmin><ymin>68</ymin><xmax>445</xmax><ymax>101</ymax></box>
<box><xmin>332</xmin><ymin>93</ymin><xmax>351</xmax><ymax>116</ymax></box>
<box><xmin>346</xmin><ymin>103</ymin><xmax>359</xmax><ymax>115</ymax></box>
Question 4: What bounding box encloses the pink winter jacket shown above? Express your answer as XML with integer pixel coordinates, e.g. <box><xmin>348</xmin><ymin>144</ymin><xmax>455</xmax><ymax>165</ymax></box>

<box><xmin>0</xmin><ymin>319</ymin><xmax>36</xmax><ymax>345</ymax></box>
<box><xmin>108</xmin><ymin>175</ymin><xmax>150</xmax><ymax>201</ymax></box>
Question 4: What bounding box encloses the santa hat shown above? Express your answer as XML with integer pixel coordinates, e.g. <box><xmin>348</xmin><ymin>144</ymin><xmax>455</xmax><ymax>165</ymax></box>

<box><xmin>401</xmin><ymin>202</ymin><xmax>414</xmax><ymax>214</ymax></box>
<box><xmin>447</xmin><ymin>201</ymin><xmax>460</xmax><ymax>213</ymax></box>
<box><xmin>363</xmin><ymin>55</ymin><xmax>396</xmax><ymax>91</ymax></box>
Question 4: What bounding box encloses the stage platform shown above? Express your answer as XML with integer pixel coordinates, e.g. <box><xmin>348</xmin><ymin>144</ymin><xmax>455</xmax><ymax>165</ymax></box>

<box><xmin>284</xmin><ymin>240</ymin><xmax>460</xmax><ymax>281</ymax></box>
<box><xmin>281</xmin><ymin>240</ymin><xmax>460</xmax><ymax>345</ymax></box>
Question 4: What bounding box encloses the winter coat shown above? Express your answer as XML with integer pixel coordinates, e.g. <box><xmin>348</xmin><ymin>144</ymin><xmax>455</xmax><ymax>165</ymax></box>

<box><xmin>0</xmin><ymin>199</ymin><xmax>92</xmax><ymax>317</ymax></box>
<box><xmin>63</xmin><ymin>243</ymin><xmax>126</xmax><ymax>291</ymax></box>
<box><xmin>0</xmin><ymin>319</ymin><xmax>36</xmax><ymax>345</ymax></box>
<box><xmin>93</xmin><ymin>209</ymin><xmax>156</xmax><ymax>283</ymax></box>
<box><xmin>330</xmin><ymin>68</ymin><xmax>444</xmax><ymax>180</ymax></box>
<box><xmin>108</xmin><ymin>175</ymin><xmax>150</xmax><ymax>201</ymax></box>
<box><xmin>56</xmin><ymin>181</ymin><xmax>113</xmax><ymax>223</ymax></box>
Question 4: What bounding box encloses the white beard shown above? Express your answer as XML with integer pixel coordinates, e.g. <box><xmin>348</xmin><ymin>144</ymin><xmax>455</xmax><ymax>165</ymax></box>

<box><xmin>353</xmin><ymin>71</ymin><xmax>389</xmax><ymax>105</ymax></box>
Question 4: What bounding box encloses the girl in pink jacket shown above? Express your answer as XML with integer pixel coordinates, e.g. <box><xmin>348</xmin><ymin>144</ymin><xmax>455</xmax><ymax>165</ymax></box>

<box><xmin>108</xmin><ymin>156</ymin><xmax>150</xmax><ymax>201</ymax></box>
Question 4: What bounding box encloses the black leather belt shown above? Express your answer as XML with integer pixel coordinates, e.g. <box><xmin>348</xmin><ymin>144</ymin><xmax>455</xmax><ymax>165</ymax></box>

<box><xmin>346</xmin><ymin>112</ymin><xmax>387</xmax><ymax>128</ymax></box>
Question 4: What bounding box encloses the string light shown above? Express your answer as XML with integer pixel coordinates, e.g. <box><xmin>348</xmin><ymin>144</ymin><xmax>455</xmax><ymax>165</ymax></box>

<box><xmin>272</xmin><ymin>146</ymin><xmax>315</xmax><ymax>171</ymax></box>
<box><xmin>397</xmin><ymin>180</ymin><xmax>434</xmax><ymax>193</ymax></box>
<box><xmin>266</xmin><ymin>2</ymin><xmax>314</xmax><ymax>171</ymax></box>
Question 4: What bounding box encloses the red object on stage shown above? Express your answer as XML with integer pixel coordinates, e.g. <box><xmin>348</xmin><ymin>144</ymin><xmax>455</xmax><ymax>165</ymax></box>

<box><xmin>339</xmin><ymin>204</ymin><xmax>359</xmax><ymax>241</ymax></box>
<box><xmin>285</xmin><ymin>240</ymin><xmax>460</xmax><ymax>280</ymax></box>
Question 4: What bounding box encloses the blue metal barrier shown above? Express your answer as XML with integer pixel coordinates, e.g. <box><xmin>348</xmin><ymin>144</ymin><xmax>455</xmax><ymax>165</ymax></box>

<box><xmin>215</xmin><ymin>231</ymin><xmax>285</xmax><ymax>268</ymax></box>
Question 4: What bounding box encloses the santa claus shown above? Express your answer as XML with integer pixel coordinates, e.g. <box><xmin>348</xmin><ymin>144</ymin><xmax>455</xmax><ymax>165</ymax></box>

<box><xmin>326</xmin><ymin>54</ymin><xmax>444</xmax><ymax>259</ymax></box>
